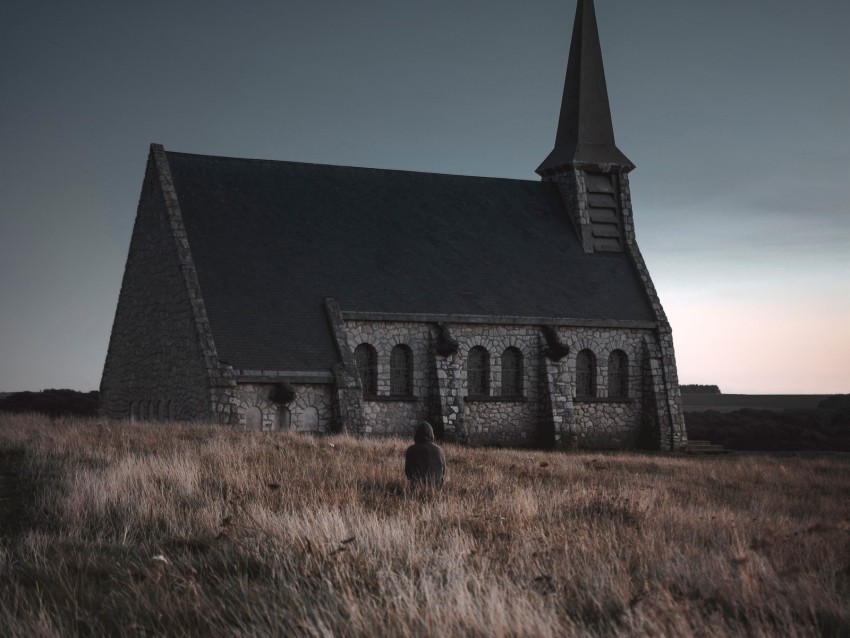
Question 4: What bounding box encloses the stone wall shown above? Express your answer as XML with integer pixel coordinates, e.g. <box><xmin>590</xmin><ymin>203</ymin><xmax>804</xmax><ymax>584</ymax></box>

<box><xmin>362</xmin><ymin>399</ymin><xmax>423</xmax><ymax>437</ymax></box>
<box><xmin>234</xmin><ymin>383</ymin><xmax>333</xmax><ymax>433</ymax></box>
<box><xmin>344</xmin><ymin>320</ymin><xmax>432</xmax><ymax>436</ymax></box>
<box><xmin>342</xmin><ymin>318</ymin><xmax>655</xmax><ymax>449</ymax></box>
<box><xmin>572</xmin><ymin>400</ymin><xmax>641</xmax><ymax>448</ymax></box>
<box><xmin>465</xmin><ymin>399</ymin><xmax>539</xmax><ymax>446</ymax></box>
<box><xmin>617</xmin><ymin>172</ymin><xmax>687</xmax><ymax>450</ymax></box>
<box><xmin>100</xmin><ymin>148</ymin><xmax>232</xmax><ymax>422</ymax></box>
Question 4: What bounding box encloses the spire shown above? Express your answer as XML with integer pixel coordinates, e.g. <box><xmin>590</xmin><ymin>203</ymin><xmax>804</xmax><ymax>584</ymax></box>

<box><xmin>537</xmin><ymin>0</ymin><xmax>633</xmax><ymax>175</ymax></box>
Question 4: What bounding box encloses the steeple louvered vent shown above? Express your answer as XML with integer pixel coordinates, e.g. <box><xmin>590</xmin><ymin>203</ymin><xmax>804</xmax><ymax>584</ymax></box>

<box><xmin>585</xmin><ymin>172</ymin><xmax>623</xmax><ymax>252</ymax></box>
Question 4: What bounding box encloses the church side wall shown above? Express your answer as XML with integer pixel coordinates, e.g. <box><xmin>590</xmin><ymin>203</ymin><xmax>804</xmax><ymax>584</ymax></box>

<box><xmin>562</xmin><ymin>326</ymin><xmax>647</xmax><ymax>449</ymax></box>
<box><xmin>344</xmin><ymin>319</ymin><xmax>653</xmax><ymax>449</ymax></box>
<box><xmin>345</xmin><ymin>321</ymin><xmax>432</xmax><ymax>437</ymax></box>
<box><xmin>100</xmin><ymin>157</ymin><xmax>214</xmax><ymax>422</ymax></box>
<box><xmin>465</xmin><ymin>400</ymin><xmax>539</xmax><ymax>446</ymax></box>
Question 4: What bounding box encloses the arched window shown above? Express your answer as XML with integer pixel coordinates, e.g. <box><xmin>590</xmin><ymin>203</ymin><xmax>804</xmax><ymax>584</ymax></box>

<box><xmin>608</xmin><ymin>350</ymin><xmax>629</xmax><ymax>399</ymax></box>
<box><xmin>299</xmin><ymin>406</ymin><xmax>319</xmax><ymax>432</ymax></box>
<box><xmin>245</xmin><ymin>406</ymin><xmax>263</xmax><ymax>430</ymax></box>
<box><xmin>501</xmin><ymin>347</ymin><xmax>523</xmax><ymax>396</ymax></box>
<box><xmin>134</xmin><ymin>401</ymin><xmax>142</xmax><ymax>421</ymax></box>
<box><xmin>576</xmin><ymin>349</ymin><xmax>596</xmax><ymax>398</ymax></box>
<box><xmin>128</xmin><ymin>401</ymin><xmax>135</xmax><ymax>421</ymax></box>
<box><xmin>354</xmin><ymin>343</ymin><xmax>378</xmax><ymax>396</ymax></box>
<box><xmin>167</xmin><ymin>400</ymin><xmax>175</xmax><ymax>420</ymax></box>
<box><xmin>157</xmin><ymin>399</ymin><xmax>166</xmax><ymax>421</ymax></box>
<box><xmin>390</xmin><ymin>344</ymin><xmax>413</xmax><ymax>396</ymax></box>
<box><xmin>468</xmin><ymin>346</ymin><xmax>490</xmax><ymax>396</ymax></box>
<box><xmin>278</xmin><ymin>406</ymin><xmax>291</xmax><ymax>430</ymax></box>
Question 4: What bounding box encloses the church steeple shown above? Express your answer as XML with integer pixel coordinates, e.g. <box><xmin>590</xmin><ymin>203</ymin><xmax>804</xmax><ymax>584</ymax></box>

<box><xmin>537</xmin><ymin>0</ymin><xmax>633</xmax><ymax>176</ymax></box>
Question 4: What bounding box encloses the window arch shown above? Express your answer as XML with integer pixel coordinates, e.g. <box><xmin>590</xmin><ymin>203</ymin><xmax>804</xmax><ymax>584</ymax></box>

<box><xmin>390</xmin><ymin>344</ymin><xmax>413</xmax><ymax>396</ymax></box>
<box><xmin>468</xmin><ymin>346</ymin><xmax>490</xmax><ymax>396</ymax></box>
<box><xmin>501</xmin><ymin>347</ymin><xmax>523</xmax><ymax>396</ymax></box>
<box><xmin>576</xmin><ymin>349</ymin><xmax>596</xmax><ymax>398</ymax></box>
<box><xmin>354</xmin><ymin>343</ymin><xmax>378</xmax><ymax>396</ymax></box>
<box><xmin>608</xmin><ymin>350</ymin><xmax>629</xmax><ymax>399</ymax></box>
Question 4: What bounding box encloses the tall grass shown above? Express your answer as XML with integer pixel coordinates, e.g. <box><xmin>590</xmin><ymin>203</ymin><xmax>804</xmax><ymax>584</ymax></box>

<box><xmin>1</xmin><ymin>413</ymin><xmax>848</xmax><ymax>636</ymax></box>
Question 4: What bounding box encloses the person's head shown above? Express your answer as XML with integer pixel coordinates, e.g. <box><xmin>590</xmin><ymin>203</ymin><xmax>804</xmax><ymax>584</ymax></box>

<box><xmin>414</xmin><ymin>420</ymin><xmax>434</xmax><ymax>443</ymax></box>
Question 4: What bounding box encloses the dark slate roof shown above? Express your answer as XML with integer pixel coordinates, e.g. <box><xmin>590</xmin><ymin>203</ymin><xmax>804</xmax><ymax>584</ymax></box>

<box><xmin>537</xmin><ymin>0</ymin><xmax>633</xmax><ymax>173</ymax></box>
<box><xmin>166</xmin><ymin>151</ymin><xmax>654</xmax><ymax>372</ymax></box>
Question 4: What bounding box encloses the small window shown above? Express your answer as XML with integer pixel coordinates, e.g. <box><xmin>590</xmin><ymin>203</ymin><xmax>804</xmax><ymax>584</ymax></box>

<box><xmin>278</xmin><ymin>406</ymin><xmax>291</xmax><ymax>430</ymax></box>
<box><xmin>390</xmin><ymin>344</ymin><xmax>413</xmax><ymax>396</ymax></box>
<box><xmin>128</xmin><ymin>401</ymin><xmax>135</xmax><ymax>421</ymax></box>
<box><xmin>354</xmin><ymin>344</ymin><xmax>378</xmax><ymax>396</ymax></box>
<box><xmin>468</xmin><ymin>346</ymin><xmax>490</xmax><ymax>396</ymax></box>
<box><xmin>608</xmin><ymin>350</ymin><xmax>629</xmax><ymax>399</ymax></box>
<box><xmin>245</xmin><ymin>406</ymin><xmax>263</xmax><ymax>430</ymax></box>
<box><xmin>501</xmin><ymin>347</ymin><xmax>523</xmax><ymax>396</ymax></box>
<box><xmin>299</xmin><ymin>406</ymin><xmax>319</xmax><ymax>432</ymax></box>
<box><xmin>576</xmin><ymin>349</ymin><xmax>596</xmax><ymax>398</ymax></box>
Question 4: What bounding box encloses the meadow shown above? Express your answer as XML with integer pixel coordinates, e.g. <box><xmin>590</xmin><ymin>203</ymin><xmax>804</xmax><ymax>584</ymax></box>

<box><xmin>1</xmin><ymin>413</ymin><xmax>849</xmax><ymax>637</ymax></box>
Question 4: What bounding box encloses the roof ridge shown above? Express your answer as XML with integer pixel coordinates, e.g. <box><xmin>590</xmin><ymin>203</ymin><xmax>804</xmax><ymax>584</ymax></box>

<box><xmin>163</xmin><ymin>149</ymin><xmax>541</xmax><ymax>184</ymax></box>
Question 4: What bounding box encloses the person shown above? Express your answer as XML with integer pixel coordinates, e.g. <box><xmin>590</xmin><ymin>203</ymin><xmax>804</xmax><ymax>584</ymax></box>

<box><xmin>404</xmin><ymin>421</ymin><xmax>446</xmax><ymax>489</ymax></box>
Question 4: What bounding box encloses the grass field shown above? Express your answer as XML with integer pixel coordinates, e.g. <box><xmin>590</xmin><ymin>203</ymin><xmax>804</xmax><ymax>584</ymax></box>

<box><xmin>1</xmin><ymin>413</ymin><xmax>849</xmax><ymax>636</ymax></box>
<box><xmin>681</xmin><ymin>394</ymin><xmax>831</xmax><ymax>413</ymax></box>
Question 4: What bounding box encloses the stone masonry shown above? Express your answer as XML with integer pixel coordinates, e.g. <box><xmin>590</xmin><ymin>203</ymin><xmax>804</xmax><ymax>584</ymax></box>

<box><xmin>334</xmin><ymin>315</ymin><xmax>658</xmax><ymax>449</ymax></box>
<box><xmin>100</xmin><ymin>146</ymin><xmax>238</xmax><ymax>424</ymax></box>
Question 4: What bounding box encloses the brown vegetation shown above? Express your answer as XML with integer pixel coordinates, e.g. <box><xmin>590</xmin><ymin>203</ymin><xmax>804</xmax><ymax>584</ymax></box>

<box><xmin>1</xmin><ymin>414</ymin><xmax>849</xmax><ymax>636</ymax></box>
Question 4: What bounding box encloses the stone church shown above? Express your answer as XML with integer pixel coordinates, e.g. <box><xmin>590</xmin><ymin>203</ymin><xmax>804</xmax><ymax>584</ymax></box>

<box><xmin>100</xmin><ymin>0</ymin><xmax>687</xmax><ymax>450</ymax></box>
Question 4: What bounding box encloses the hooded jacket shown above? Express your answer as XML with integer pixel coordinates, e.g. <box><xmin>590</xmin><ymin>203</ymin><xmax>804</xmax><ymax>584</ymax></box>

<box><xmin>404</xmin><ymin>421</ymin><xmax>446</xmax><ymax>489</ymax></box>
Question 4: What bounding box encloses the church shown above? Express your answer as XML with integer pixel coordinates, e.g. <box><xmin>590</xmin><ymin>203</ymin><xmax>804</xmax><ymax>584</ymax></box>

<box><xmin>100</xmin><ymin>0</ymin><xmax>687</xmax><ymax>450</ymax></box>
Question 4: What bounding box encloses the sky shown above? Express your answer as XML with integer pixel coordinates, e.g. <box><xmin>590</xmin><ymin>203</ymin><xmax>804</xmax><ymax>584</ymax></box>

<box><xmin>0</xmin><ymin>0</ymin><xmax>848</xmax><ymax>395</ymax></box>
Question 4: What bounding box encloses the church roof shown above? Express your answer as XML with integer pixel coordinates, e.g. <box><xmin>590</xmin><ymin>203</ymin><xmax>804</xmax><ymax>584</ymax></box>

<box><xmin>165</xmin><ymin>151</ymin><xmax>654</xmax><ymax>373</ymax></box>
<box><xmin>537</xmin><ymin>0</ymin><xmax>633</xmax><ymax>174</ymax></box>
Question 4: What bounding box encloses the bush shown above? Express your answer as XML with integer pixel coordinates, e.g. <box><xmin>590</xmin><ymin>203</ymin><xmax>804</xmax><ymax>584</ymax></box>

<box><xmin>686</xmin><ymin>401</ymin><xmax>850</xmax><ymax>452</ymax></box>
<box><xmin>0</xmin><ymin>389</ymin><xmax>98</xmax><ymax>417</ymax></box>
<box><xmin>680</xmin><ymin>384</ymin><xmax>721</xmax><ymax>394</ymax></box>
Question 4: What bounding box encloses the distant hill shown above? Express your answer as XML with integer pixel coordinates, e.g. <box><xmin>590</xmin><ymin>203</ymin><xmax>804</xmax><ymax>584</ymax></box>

<box><xmin>681</xmin><ymin>394</ymin><xmax>831</xmax><ymax>413</ymax></box>
<box><xmin>685</xmin><ymin>394</ymin><xmax>850</xmax><ymax>452</ymax></box>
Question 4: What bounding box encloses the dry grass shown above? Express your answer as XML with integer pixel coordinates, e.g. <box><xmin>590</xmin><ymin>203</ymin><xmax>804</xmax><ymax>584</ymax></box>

<box><xmin>1</xmin><ymin>413</ymin><xmax>849</xmax><ymax>637</ymax></box>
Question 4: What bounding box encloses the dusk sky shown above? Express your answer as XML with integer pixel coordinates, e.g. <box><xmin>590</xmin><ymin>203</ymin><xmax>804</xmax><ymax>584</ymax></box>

<box><xmin>1</xmin><ymin>0</ymin><xmax>848</xmax><ymax>395</ymax></box>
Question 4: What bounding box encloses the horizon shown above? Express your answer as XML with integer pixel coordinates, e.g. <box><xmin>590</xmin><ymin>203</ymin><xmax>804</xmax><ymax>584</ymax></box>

<box><xmin>1</xmin><ymin>0</ymin><xmax>848</xmax><ymax>395</ymax></box>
